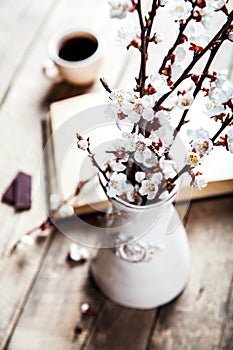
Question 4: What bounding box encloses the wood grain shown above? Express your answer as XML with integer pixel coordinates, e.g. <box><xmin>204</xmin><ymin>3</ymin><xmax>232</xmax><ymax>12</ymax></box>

<box><xmin>6</xmin><ymin>232</ymin><xmax>105</xmax><ymax>350</ymax></box>
<box><xmin>0</xmin><ymin>0</ymin><xmax>136</xmax><ymax>348</ymax></box>
<box><xmin>148</xmin><ymin>197</ymin><xmax>233</xmax><ymax>350</ymax></box>
<box><xmin>84</xmin><ymin>302</ymin><xmax>156</xmax><ymax>350</ymax></box>
<box><xmin>0</xmin><ymin>1</ymin><xmax>233</xmax><ymax>349</ymax></box>
<box><xmin>0</xmin><ymin>0</ymin><xmax>56</xmax><ymax>104</ymax></box>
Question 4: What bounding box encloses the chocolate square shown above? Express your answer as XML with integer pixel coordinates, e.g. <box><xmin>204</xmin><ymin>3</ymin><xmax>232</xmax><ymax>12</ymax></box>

<box><xmin>2</xmin><ymin>178</ymin><xmax>16</xmax><ymax>205</ymax></box>
<box><xmin>15</xmin><ymin>172</ymin><xmax>32</xmax><ymax>211</ymax></box>
<box><xmin>2</xmin><ymin>172</ymin><xmax>32</xmax><ymax>211</ymax></box>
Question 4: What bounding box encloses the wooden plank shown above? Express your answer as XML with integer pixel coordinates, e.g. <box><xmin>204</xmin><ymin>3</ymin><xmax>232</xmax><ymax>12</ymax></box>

<box><xmin>219</xmin><ymin>275</ymin><xmax>233</xmax><ymax>350</ymax></box>
<box><xmin>84</xmin><ymin>302</ymin><xmax>156</xmax><ymax>350</ymax></box>
<box><xmin>7</xmin><ymin>224</ymin><xmax>156</xmax><ymax>350</ymax></box>
<box><xmin>6</xmin><ymin>231</ymin><xmax>106</xmax><ymax>350</ymax></box>
<box><xmin>0</xmin><ymin>0</ymin><xmax>55</xmax><ymax>104</ymax></box>
<box><xmin>0</xmin><ymin>0</ymin><xmax>136</xmax><ymax>347</ymax></box>
<box><xmin>148</xmin><ymin>197</ymin><xmax>233</xmax><ymax>350</ymax></box>
<box><xmin>0</xmin><ymin>0</ymin><xmax>97</xmax><ymax>346</ymax></box>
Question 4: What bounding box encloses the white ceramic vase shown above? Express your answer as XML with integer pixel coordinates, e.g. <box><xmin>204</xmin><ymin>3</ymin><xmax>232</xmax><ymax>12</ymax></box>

<box><xmin>90</xmin><ymin>190</ymin><xmax>191</xmax><ymax>309</ymax></box>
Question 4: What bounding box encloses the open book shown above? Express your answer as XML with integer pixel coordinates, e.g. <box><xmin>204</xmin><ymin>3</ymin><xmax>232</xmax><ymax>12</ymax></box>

<box><xmin>48</xmin><ymin>93</ymin><xmax>233</xmax><ymax>215</ymax></box>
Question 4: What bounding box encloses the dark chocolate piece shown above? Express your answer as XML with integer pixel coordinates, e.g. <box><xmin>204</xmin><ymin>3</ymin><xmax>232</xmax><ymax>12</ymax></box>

<box><xmin>2</xmin><ymin>178</ymin><xmax>16</xmax><ymax>205</ymax></box>
<box><xmin>15</xmin><ymin>172</ymin><xmax>32</xmax><ymax>211</ymax></box>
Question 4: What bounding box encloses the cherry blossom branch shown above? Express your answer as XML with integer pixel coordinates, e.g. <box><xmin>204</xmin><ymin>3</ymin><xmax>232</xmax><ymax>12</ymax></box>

<box><xmin>10</xmin><ymin>178</ymin><xmax>93</xmax><ymax>254</ymax></box>
<box><xmin>86</xmin><ymin>146</ymin><xmax>109</xmax><ymax>182</ymax></box>
<box><xmin>10</xmin><ymin>217</ymin><xmax>52</xmax><ymax>254</ymax></box>
<box><xmin>153</xmin><ymin>9</ymin><xmax>233</xmax><ymax>112</ymax></box>
<box><xmin>145</xmin><ymin>0</ymin><xmax>158</xmax><ymax>50</ymax></box>
<box><xmin>175</xmin><ymin>41</ymin><xmax>223</xmax><ymax>134</ymax></box>
<box><xmin>100</xmin><ymin>77</ymin><xmax>112</xmax><ymax>93</ymax></box>
<box><xmin>136</xmin><ymin>0</ymin><xmax>159</xmax><ymax>96</ymax></box>
<box><xmin>158</xmin><ymin>2</ymin><xmax>196</xmax><ymax>74</ymax></box>
<box><xmin>212</xmin><ymin>114</ymin><xmax>233</xmax><ymax>143</ymax></box>
<box><xmin>154</xmin><ymin>164</ymin><xmax>191</xmax><ymax>200</ymax></box>
<box><xmin>136</xmin><ymin>0</ymin><xmax>147</xmax><ymax>96</ymax></box>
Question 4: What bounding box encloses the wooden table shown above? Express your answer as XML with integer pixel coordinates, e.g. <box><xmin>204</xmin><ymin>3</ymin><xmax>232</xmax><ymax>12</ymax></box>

<box><xmin>0</xmin><ymin>1</ymin><xmax>232</xmax><ymax>349</ymax></box>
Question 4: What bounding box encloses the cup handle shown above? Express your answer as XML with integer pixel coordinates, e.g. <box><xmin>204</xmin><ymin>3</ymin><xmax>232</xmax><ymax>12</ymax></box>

<box><xmin>42</xmin><ymin>59</ymin><xmax>63</xmax><ymax>83</ymax></box>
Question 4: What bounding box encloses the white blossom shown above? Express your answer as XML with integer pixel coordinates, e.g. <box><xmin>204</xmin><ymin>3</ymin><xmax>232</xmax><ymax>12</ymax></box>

<box><xmin>204</xmin><ymin>101</ymin><xmax>226</xmax><ymax>117</ymax></box>
<box><xmin>77</xmin><ymin>139</ymin><xmax>89</xmax><ymax>151</ymax></box>
<box><xmin>176</xmin><ymin>92</ymin><xmax>194</xmax><ymax>110</ymax></box>
<box><xmin>135</xmin><ymin>171</ymin><xmax>146</xmax><ymax>183</ymax></box>
<box><xmin>108</xmin><ymin>157</ymin><xmax>126</xmax><ymax>171</ymax></box>
<box><xmin>170</xmin><ymin>0</ymin><xmax>193</xmax><ymax>20</ymax></box>
<box><xmin>69</xmin><ymin>243</ymin><xmax>90</xmax><ymax>262</ymax></box>
<box><xmin>105</xmin><ymin>89</ymin><xmax>133</xmax><ymax>121</ymax></box>
<box><xmin>190</xmin><ymin>33</ymin><xmax>210</xmax><ymax>49</ymax></box>
<box><xmin>107</xmin><ymin>137</ymin><xmax>135</xmax><ymax>162</ymax></box>
<box><xmin>158</xmin><ymin>0</ymin><xmax>167</xmax><ymax>6</ymax></box>
<box><xmin>58</xmin><ymin>204</ymin><xmax>74</xmax><ymax>218</ymax></box>
<box><xmin>20</xmin><ymin>235</ymin><xmax>34</xmax><ymax>246</ymax></box>
<box><xmin>185</xmin><ymin>152</ymin><xmax>201</xmax><ymax>167</ymax></box>
<box><xmin>122</xmin><ymin>132</ymin><xmax>137</xmax><ymax>150</ymax></box>
<box><xmin>174</xmin><ymin>46</ymin><xmax>186</xmax><ymax>63</ymax></box>
<box><xmin>105</xmin><ymin>103</ymin><xmax>121</xmax><ymax>121</ymax></box>
<box><xmin>159</xmin><ymin>158</ymin><xmax>177</xmax><ymax>178</ymax></box>
<box><xmin>227</xmin><ymin>128</ymin><xmax>233</xmax><ymax>153</ymax></box>
<box><xmin>115</xmin><ymin>21</ymin><xmax>140</xmax><ymax>47</ymax></box>
<box><xmin>207</xmin><ymin>0</ymin><xmax>227</xmax><ymax>10</ymax></box>
<box><xmin>193</xmin><ymin>174</ymin><xmax>208</xmax><ymax>190</ymax></box>
<box><xmin>108</xmin><ymin>0</ymin><xmax>132</xmax><ymax>19</ymax></box>
<box><xmin>198</xmin><ymin>6</ymin><xmax>214</xmax><ymax>29</ymax></box>
<box><xmin>150</xmin><ymin>111</ymin><xmax>175</xmax><ymax>149</ymax></box>
<box><xmin>106</xmin><ymin>172</ymin><xmax>128</xmax><ymax>198</ymax></box>
<box><xmin>209</xmin><ymin>76</ymin><xmax>233</xmax><ymax>104</ymax></box>
<box><xmin>139</xmin><ymin>172</ymin><xmax>162</xmax><ymax>200</ymax></box>
<box><xmin>121</xmin><ymin>95</ymin><xmax>154</xmax><ymax>122</ymax></box>
<box><xmin>228</xmin><ymin>29</ymin><xmax>233</xmax><ymax>42</ymax></box>
<box><xmin>139</xmin><ymin>180</ymin><xmax>156</xmax><ymax>200</ymax></box>
<box><xmin>149</xmin><ymin>73</ymin><xmax>171</xmax><ymax>98</ymax></box>
<box><xmin>153</xmin><ymin>32</ymin><xmax>163</xmax><ymax>44</ymax></box>
<box><xmin>187</xmin><ymin>127</ymin><xmax>213</xmax><ymax>155</ymax></box>
<box><xmin>50</xmin><ymin>193</ymin><xmax>61</xmax><ymax>210</ymax></box>
<box><xmin>109</xmin><ymin>89</ymin><xmax>133</xmax><ymax>104</ymax></box>
<box><xmin>133</xmin><ymin>134</ymin><xmax>158</xmax><ymax>168</ymax></box>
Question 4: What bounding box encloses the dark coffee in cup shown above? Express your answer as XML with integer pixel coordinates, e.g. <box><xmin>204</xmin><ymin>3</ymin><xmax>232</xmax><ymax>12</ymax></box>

<box><xmin>44</xmin><ymin>28</ymin><xmax>103</xmax><ymax>85</ymax></box>
<box><xmin>58</xmin><ymin>37</ymin><xmax>98</xmax><ymax>62</ymax></box>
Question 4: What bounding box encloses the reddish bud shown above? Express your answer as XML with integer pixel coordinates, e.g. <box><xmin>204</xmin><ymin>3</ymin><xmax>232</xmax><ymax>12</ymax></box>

<box><xmin>189</xmin><ymin>43</ymin><xmax>204</xmax><ymax>53</ymax></box>
<box><xmin>179</xmin><ymin>34</ymin><xmax>188</xmax><ymax>44</ymax></box>
<box><xmin>191</xmin><ymin>74</ymin><xmax>200</xmax><ymax>85</ymax></box>
<box><xmin>193</xmin><ymin>10</ymin><xmax>202</xmax><ymax>23</ymax></box>
<box><xmin>196</xmin><ymin>0</ymin><xmax>206</xmax><ymax>9</ymax></box>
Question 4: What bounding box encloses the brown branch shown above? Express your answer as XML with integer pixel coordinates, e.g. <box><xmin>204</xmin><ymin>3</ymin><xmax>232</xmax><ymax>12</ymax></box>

<box><xmin>146</xmin><ymin>0</ymin><xmax>158</xmax><ymax>49</ymax></box>
<box><xmin>158</xmin><ymin>3</ymin><xmax>196</xmax><ymax>75</ymax></box>
<box><xmin>100</xmin><ymin>78</ymin><xmax>112</xmax><ymax>93</ymax></box>
<box><xmin>175</xmin><ymin>41</ymin><xmax>223</xmax><ymax>134</ymax></box>
<box><xmin>155</xmin><ymin>164</ymin><xmax>191</xmax><ymax>200</ymax></box>
<box><xmin>87</xmin><ymin>147</ymin><xmax>109</xmax><ymax>182</ymax></box>
<box><xmin>153</xmin><ymin>9</ymin><xmax>233</xmax><ymax>112</ymax></box>
<box><xmin>212</xmin><ymin>115</ymin><xmax>233</xmax><ymax>143</ymax></box>
<box><xmin>136</xmin><ymin>0</ymin><xmax>147</xmax><ymax>97</ymax></box>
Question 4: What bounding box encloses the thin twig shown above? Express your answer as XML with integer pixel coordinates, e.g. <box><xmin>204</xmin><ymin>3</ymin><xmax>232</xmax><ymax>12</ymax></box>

<box><xmin>136</xmin><ymin>0</ymin><xmax>147</xmax><ymax>97</ymax></box>
<box><xmin>158</xmin><ymin>2</ymin><xmax>196</xmax><ymax>74</ymax></box>
<box><xmin>146</xmin><ymin>0</ymin><xmax>158</xmax><ymax>50</ymax></box>
<box><xmin>175</xmin><ymin>41</ymin><xmax>223</xmax><ymax>134</ymax></box>
<box><xmin>100</xmin><ymin>78</ymin><xmax>112</xmax><ymax>93</ymax></box>
<box><xmin>87</xmin><ymin>147</ymin><xmax>109</xmax><ymax>182</ymax></box>
<box><xmin>212</xmin><ymin>115</ymin><xmax>233</xmax><ymax>143</ymax></box>
<box><xmin>153</xmin><ymin>10</ymin><xmax>233</xmax><ymax>112</ymax></box>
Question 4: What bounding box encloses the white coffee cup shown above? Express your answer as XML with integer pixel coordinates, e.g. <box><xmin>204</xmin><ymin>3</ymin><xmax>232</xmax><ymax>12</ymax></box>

<box><xmin>43</xmin><ymin>28</ymin><xmax>103</xmax><ymax>86</ymax></box>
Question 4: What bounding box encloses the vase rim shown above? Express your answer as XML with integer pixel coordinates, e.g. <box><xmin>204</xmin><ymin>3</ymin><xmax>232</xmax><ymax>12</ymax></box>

<box><xmin>99</xmin><ymin>172</ymin><xmax>180</xmax><ymax>211</ymax></box>
<box><xmin>111</xmin><ymin>182</ymin><xmax>180</xmax><ymax>211</ymax></box>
